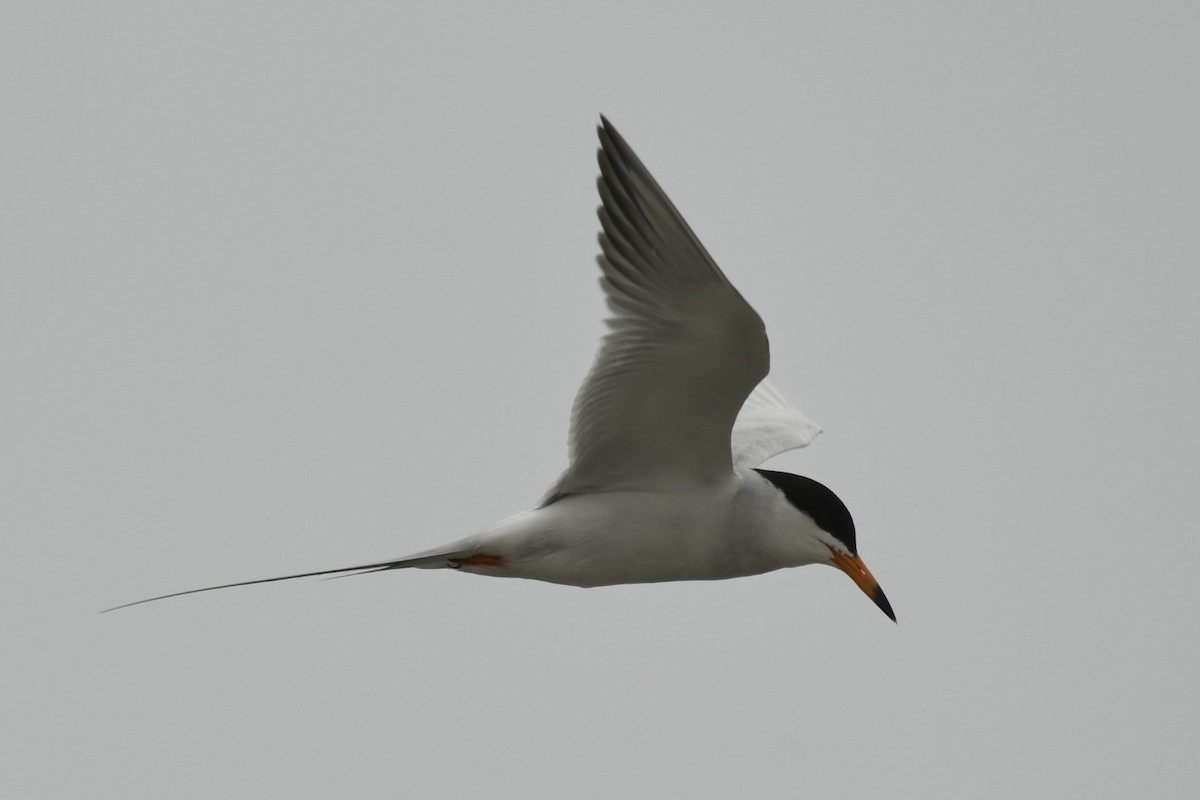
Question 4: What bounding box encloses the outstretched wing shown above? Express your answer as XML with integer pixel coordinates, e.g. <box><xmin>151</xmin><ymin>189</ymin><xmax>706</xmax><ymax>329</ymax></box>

<box><xmin>731</xmin><ymin>378</ymin><xmax>822</xmax><ymax>468</ymax></box>
<box><xmin>544</xmin><ymin>118</ymin><xmax>770</xmax><ymax>502</ymax></box>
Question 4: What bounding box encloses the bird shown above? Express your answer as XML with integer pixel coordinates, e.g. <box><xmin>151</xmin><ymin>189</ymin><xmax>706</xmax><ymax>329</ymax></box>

<box><xmin>105</xmin><ymin>117</ymin><xmax>895</xmax><ymax>622</ymax></box>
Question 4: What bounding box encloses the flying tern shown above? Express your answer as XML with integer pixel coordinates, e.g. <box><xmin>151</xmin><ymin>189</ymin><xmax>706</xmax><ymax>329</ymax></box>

<box><xmin>106</xmin><ymin>117</ymin><xmax>895</xmax><ymax>622</ymax></box>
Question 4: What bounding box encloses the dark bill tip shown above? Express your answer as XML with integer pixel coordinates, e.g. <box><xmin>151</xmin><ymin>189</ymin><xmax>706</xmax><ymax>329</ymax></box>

<box><xmin>872</xmin><ymin>585</ymin><xmax>897</xmax><ymax>623</ymax></box>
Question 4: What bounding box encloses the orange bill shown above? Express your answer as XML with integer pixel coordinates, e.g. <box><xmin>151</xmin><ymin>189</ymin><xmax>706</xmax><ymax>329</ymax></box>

<box><xmin>829</xmin><ymin>547</ymin><xmax>896</xmax><ymax>622</ymax></box>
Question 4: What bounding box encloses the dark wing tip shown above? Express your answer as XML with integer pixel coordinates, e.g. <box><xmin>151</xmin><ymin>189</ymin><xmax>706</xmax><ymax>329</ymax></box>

<box><xmin>596</xmin><ymin>116</ymin><xmax>640</xmax><ymax>171</ymax></box>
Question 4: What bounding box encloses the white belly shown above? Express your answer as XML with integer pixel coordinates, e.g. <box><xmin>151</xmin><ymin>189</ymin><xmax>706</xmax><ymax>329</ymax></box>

<box><xmin>464</xmin><ymin>474</ymin><xmax>788</xmax><ymax>587</ymax></box>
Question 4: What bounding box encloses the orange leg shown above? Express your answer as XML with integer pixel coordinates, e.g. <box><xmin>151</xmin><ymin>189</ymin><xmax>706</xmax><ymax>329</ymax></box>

<box><xmin>456</xmin><ymin>553</ymin><xmax>507</xmax><ymax>568</ymax></box>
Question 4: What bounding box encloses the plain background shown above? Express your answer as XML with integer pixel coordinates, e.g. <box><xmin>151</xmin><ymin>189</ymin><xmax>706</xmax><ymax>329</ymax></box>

<box><xmin>4</xmin><ymin>2</ymin><xmax>1198</xmax><ymax>797</ymax></box>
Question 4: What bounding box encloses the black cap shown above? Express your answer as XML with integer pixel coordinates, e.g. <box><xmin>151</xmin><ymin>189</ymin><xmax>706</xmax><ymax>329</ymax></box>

<box><xmin>754</xmin><ymin>469</ymin><xmax>856</xmax><ymax>554</ymax></box>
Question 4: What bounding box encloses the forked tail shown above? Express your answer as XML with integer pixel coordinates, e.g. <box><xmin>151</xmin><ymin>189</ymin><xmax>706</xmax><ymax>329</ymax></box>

<box><xmin>101</xmin><ymin>545</ymin><xmax>475</xmax><ymax>613</ymax></box>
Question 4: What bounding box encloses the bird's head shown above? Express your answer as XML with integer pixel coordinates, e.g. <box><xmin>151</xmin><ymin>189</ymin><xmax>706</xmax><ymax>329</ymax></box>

<box><xmin>755</xmin><ymin>469</ymin><xmax>896</xmax><ymax>622</ymax></box>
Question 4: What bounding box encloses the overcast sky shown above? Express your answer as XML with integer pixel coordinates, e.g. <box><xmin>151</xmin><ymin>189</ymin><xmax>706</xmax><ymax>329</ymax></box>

<box><xmin>5</xmin><ymin>3</ymin><xmax>1198</xmax><ymax>798</ymax></box>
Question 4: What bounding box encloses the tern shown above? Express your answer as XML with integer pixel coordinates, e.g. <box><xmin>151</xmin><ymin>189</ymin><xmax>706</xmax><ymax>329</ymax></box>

<box><xmin>106</xmin><ymin>117</ymin><xmax>895</xmax><ymax>622</ymax></box>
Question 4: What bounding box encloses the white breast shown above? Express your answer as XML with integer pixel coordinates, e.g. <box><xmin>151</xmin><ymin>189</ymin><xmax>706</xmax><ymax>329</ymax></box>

<box><xmin>466</xmin><ymin>469</ymin><xmax>824</xmax><ymax>587</ymax></box>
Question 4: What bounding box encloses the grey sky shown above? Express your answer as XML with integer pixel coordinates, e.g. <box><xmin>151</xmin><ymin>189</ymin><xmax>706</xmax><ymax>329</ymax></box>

<box><xmin>4</xmin><ymin>2</ymin><xmax>1198</xmax><ymax>797</ymax></box>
